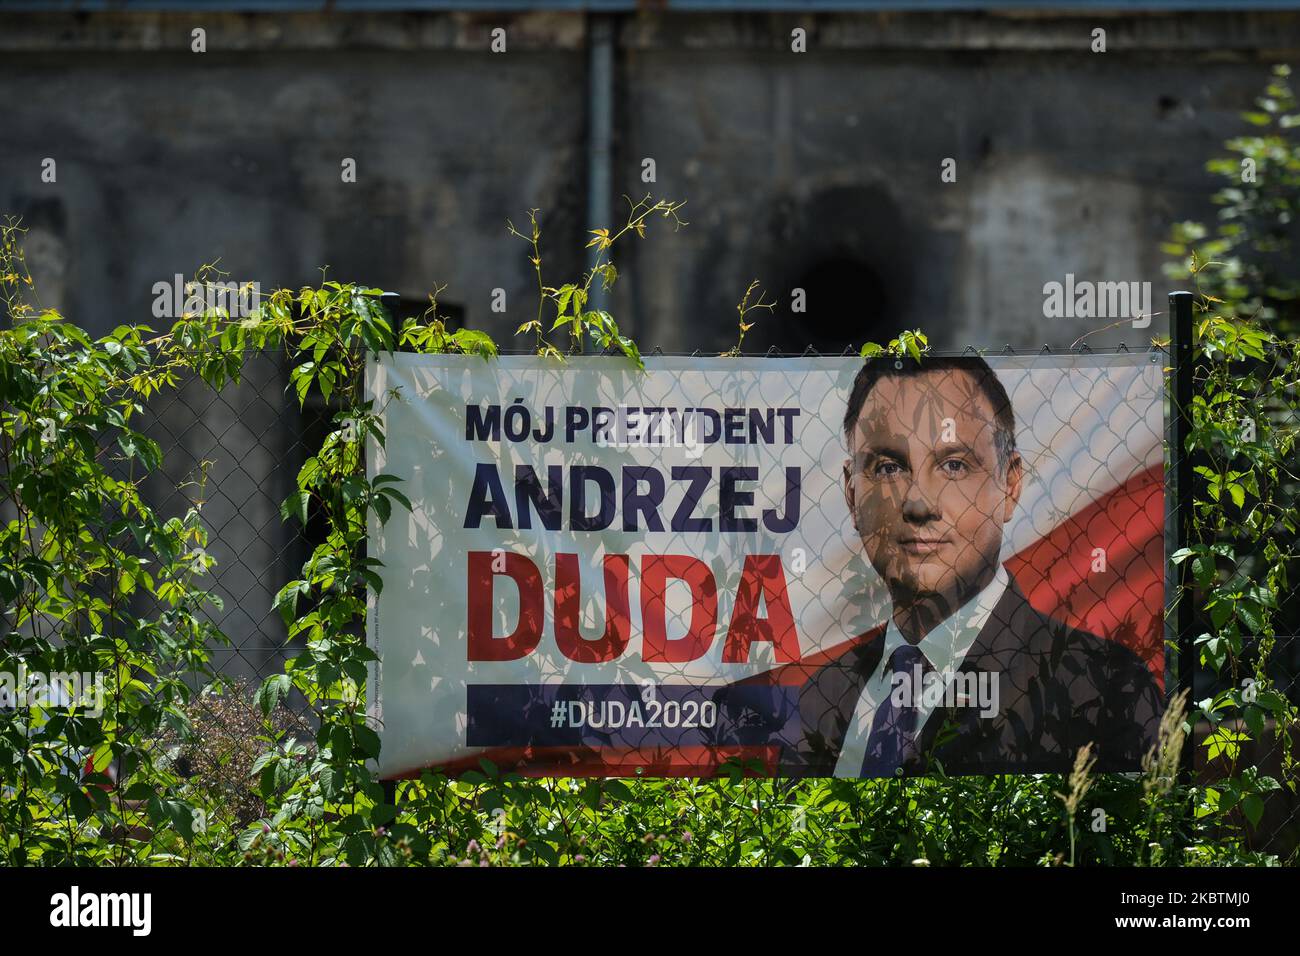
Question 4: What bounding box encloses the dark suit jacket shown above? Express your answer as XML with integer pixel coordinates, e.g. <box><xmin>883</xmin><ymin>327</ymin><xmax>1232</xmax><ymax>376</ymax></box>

<box><xmin>724</xmin><ymin>573</ymin><xmax>1163</xmax><ymax>777</ymax></box>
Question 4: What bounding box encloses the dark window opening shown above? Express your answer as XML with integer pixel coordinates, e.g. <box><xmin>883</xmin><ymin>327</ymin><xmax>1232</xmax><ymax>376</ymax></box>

<box><xmin>743</xmin><ymin>185</ymin><xmax>910</xmax><ymax>356</ymax></box>
<box><xmin>745</xmin><ymin>255</ymin><xmax>895</xmax><ymax>356</ymax></box>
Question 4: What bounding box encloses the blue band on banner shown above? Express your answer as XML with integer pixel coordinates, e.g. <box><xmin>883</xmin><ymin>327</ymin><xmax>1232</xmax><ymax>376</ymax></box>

<box><xmin>466</xmin><ymin>684</ymin><xmax>802</xmax><ymax>749</ymax></box>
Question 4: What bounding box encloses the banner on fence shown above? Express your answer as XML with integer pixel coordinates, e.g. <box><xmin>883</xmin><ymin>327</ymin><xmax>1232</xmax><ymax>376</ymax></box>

<box><xmin>366</xmin><ymin>352</ymin><xmax>1166</xmax><ymax>779</ymax></box>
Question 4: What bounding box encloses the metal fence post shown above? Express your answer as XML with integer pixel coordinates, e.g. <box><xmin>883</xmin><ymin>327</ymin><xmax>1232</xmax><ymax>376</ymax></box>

<box><xmin>1169</xmin><ymin>290</ymin><xmax>1196</xmax><ymax>773</ymax></box>
<box><xmin>378</xmin><ymin>292</ymin><xmax>401</xmax><ymax>810</ymax></box>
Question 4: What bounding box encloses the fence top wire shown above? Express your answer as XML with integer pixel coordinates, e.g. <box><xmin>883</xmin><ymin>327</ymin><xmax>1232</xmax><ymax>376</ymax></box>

<box><xmin>192</xmin><ymin>344</ymin><xmax>1171</xmax><ymax>357</ymax></box>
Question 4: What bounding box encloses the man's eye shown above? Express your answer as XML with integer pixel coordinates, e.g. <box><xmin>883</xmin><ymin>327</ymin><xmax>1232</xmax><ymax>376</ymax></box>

<box><xmin>873</xmin><ymin>461</ymin><xmax>903</xmax><ymax>478</ymax></box>
<box><xmin>940</xmin><ymin>458</ymin><xmax>969</xmax><ymax>476</ymax></box>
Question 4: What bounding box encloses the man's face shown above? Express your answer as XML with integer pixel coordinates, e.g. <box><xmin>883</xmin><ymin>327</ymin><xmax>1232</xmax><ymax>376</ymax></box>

<box><xmin>844</xmin><ymin>369</ymin><xmax>1022</xmax><ymax>617</ymax></box>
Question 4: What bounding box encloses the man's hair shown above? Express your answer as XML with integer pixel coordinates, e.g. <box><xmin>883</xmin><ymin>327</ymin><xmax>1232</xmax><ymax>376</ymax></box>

<box><xmin>842</xmin><ymin>355</ymin><xmax>1018</xmax><ymax>474</ymax></box>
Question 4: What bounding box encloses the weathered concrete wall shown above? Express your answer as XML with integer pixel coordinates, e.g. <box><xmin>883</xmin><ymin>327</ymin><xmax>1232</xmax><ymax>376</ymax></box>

<box><xmin>0</xmin><ymin>27</ymin><xmax>589</xmax><ymax>344</ymax></box>
<box><xmin>617</xmin><ymin>45</ymin><xmax>1273</xmax><ymax>353</ymax></box>
<box><xmin>2</xmin><ymin>10</ymin><xmax>1298</xmax><ymax>354</ymax></box>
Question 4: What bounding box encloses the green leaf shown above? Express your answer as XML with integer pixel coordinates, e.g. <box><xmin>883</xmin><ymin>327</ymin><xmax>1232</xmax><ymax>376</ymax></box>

<box><xmin>603</xmin><ymin>779</ymin><xmax>633</xmax><ymax>801</ymax></box>
<box><xmin>555</xmin><ymin>284</ymin><xmax>575</xmax><ymax>316</ymax></box>
<box><xmin>451</xmin><ymin>329</ymin><xmax>499</xmax><ymax>360</ymax></box>
<box><xmin>379</xmin><ymin>486</ymin><xmax>412</xmax><ymax>513</ymax></box>
<box><xmin>256</xmin><ymin>674</ymin><xmax>292</xmax><ymax>716</ymax></box>
<box><xmin>280</xmin><ymin>490</ymin><xmax>310</xmax><ymax>526</ymax></box>
<box><xmin>123</xmin><ymin>782</ymin><xmax>154</xmax><ymax>801</ymax></box>
<box><xmin>373</xmin><ymin>493</ymin><xmax>391</xmax><ymax>525</ymax></box>
<box><xmin>353</xmin><ymin>725</ymin><xmax>381</xmax><ymax>759</ymax></box>
<box><xmin>1227</xmin><ymin>482</ymin><xmax>1246</xmax><ymax>508</ymax></box>
<box><xmin>273</xmin><ymin>580</ymin><xmax>308</xmax><ymax>626</ymax></box>
<box><xmin>148</xmin><ymin>796</ymin><xmax>199</xmax><ymax>841</ymax></box>
<box><xmin>1242</xmin><ymin>793</ymin><xmax>1264</xmax><ymax>827</ymax></box>
<box><xmin>321</xmin><ymin>766</ymin><xmax>348</xmax><ymax>802</ymax></box>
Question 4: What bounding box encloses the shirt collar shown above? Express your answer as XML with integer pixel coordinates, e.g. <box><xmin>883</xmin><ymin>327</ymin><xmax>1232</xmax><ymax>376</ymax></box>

<box><xmin>880</xmin><ymin>565</ymin><xmax>1009</xmax><ymax>674</ymax></box>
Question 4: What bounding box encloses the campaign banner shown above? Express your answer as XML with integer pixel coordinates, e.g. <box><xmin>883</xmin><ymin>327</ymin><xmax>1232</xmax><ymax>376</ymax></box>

<box><xmin>366</xmin><ymin>352</ymin><xmax>1166</xmax><ymax>779</ymax></box>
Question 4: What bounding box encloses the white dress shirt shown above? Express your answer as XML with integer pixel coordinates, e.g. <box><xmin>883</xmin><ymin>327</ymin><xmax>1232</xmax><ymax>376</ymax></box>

<box><xmin>834</xmin><ymin>565</ymin><xmax>1010</xmax><ymax>778</ymax></box>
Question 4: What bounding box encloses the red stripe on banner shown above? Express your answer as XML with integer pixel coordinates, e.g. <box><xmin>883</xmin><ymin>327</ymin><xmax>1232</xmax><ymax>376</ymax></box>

<box><xmin>1005</xmin><ymin>463</ymin><xmax>1164</xmax><ymax>686</ymax></box>
<box><xmin>732</xmin><ymin>624</ymin><xmax>887</xmax><ymax>687</ymax></box>
<box><xmin>387</xmin><ymin>746</ymin><xmax>783</xmax><ymax>780</ymax></box>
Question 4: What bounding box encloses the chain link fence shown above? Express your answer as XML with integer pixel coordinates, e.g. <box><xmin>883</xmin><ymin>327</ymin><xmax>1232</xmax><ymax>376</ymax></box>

<box><xmin>1180</xmin><ymin>325</ymin><xmax>1300</xmax><ymax>858</ymax></box>
<box><xmin>73</xmin><ymin>338</ymin><xmax>1299</xmax><ymax>860</ymax></box>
